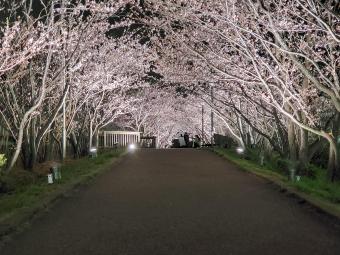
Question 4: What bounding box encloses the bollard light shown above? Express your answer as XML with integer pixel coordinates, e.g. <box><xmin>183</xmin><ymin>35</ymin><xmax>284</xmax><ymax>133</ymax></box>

<box><xmin>47</xmin><ymin>174</ymin><xmax>53</xmax><ymax>184</ymax></box>
<box><xmin>52</xmin><ymin>166</ymin><xmax>61</xmax><ymax>180</ymax></box>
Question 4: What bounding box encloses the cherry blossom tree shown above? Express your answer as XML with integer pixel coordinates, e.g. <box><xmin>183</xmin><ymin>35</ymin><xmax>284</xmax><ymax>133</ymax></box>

<box><xmin>132</xmin><ymin>0</ymin><xmax>339</xmax><ymax>179</ymax></box>
<box><xmin>0</xmin><ymin>0</ymin><xmax>339</xmax><ymax>182</ymax></box>
<box><xmin>125</xmin><ymin>87</ymin><xmax>211</xmax><ymax>148</ymax></box>
<box><xmin>0</xmin><ymin>0</ymin><xmax>135</xmax><ymax>171</ymax></box>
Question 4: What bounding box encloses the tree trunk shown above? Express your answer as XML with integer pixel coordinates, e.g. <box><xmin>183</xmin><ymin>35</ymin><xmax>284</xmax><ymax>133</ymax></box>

<box><xmin>327</xmin><ymin>139</ymin><xmax>339</xmax><ymax>182</ymax></box>
<box><xmin>95</xmin><ymin>129</ymin><xmax>99</xmax><ymax>149</ymax></box>
<box><xmin>29</xmin><ymin>117</ymin><xmax>37</xmax><ymax>169</ymax></box>
<box><xmin>273</xmin><ymin>108</ymin><xmax>288</xmax><ymax>156</ymax></box>
<box><xmin>68</xmin><ymin>132</ymin><xmax>76</xmax><ymax>158</ymax></box>
<box><xmin>327</xmin><ymin>113</ymin><xmax>340</xmax><ymax>181</ymax></box>
<box><xmin>88</xmin><ymin>120</ymin><xmax>93</xmax><ymax>152</ymax></box>
<box><xmin>22</xmin><ymin>133</ymin><xmax>31</xmax><ymax>170</ymax></box>
<box><xmin>298</xmin><ymin>126</ymin><xmax>309</xmax><ymax>176</ymax></box>
<box><xmin>288</xmin><ymin>118</ymin><xmax>298</xmax><ymax>180</ymax></box>
<box><xmin>6</xmin><ymin>40</ymin><xmax>53</xmax><ymax>172</ymax></box>
<box><xmin>44</xmin><ymin>132</ymin><xmax>54</xmax><ymax>161</ymax></box>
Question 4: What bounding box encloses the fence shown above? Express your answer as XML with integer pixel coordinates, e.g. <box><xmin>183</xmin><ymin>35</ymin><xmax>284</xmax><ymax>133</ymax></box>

<box><xmin>98</xmin><ymin>131</ymin><xmax>141</xmax><ymax>148</ymax></box>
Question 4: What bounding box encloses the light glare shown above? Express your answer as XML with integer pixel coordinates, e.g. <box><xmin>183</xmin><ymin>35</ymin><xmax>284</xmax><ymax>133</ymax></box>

<box><xmin>128</xmin><ymin>144</ymin><xmax>136</xmax><ymax>151</ymax></box>
<box><xmin>90</xmin><ymin>147</ymin><xmax>97</xmax><ymax>153</ymax></box>
<box><xmin>236</xmin><ymin>147</ymin><xmax>244</xmax><ymax>154</ymax></box>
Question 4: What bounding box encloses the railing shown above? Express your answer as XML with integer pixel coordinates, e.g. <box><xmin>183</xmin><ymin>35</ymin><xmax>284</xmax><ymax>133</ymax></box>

<box><xmin>98</xmin><ymin>131</ymin><xmax>141</xmax><ymax>148</ymax></box>
<box><xmin>140</xmin><ymin>136</ymin><xmax>157</xmax><ymax>148</ymax></box>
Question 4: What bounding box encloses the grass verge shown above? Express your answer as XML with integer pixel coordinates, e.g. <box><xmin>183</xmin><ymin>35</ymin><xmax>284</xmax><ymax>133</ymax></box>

<box><xmin>0</xmin><ymin>149</ymin><xmax>125</xmax><ymax>240</ymax></box>
<box><xmin>213</xmin><ymin>147</ymin><xmax>340</xmax><ymax>219</ymax></box>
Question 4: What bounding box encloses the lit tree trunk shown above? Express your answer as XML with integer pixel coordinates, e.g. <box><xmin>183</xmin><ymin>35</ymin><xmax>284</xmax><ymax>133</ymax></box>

<box><xmin>6</xmin><ymin>47</ymin><xmax>53</xmax><ymax>172</ymax></box>
<box><xmin>44</xmin><ymin>131</ymin><xmax>54</xmax><ymax>161</ymax></box>
<box><xmin>70</xmin><ymin>132</ymin><xmax>80</xmax><ymax>158</ymax></box>
<box><xmin>95</xmin><ymin>129</ymin><xmax>99</xmax><ymax>149</ymax></box>
<box><xmin>22</xmin><ymin>131</ymin><xmax>30</xmax><ymax>169</ymax></box>
<box><xmin>327</xmin><ymin>113</ymin><xmax>340</xmax><ymax>181</ymax></box>
<box><xmin>29</xmin><ymin>62</ymin><xmax>37</xmax><ymax>169</ymax></box>
<box><xmin>273</xmin><ymin>108</ymin><xmax>288</xmax><ymax>156</ymax></box>
<box><xmin>29</xmin><ymin>117</ymin><xmax>37</xmax><ymax>168</ymax></box>
<box><xmin>88</xmin><ymin>119</ymin><xmax>93</xmax><ymax>152</ymax></box>
<box><xmin>287</xmin><ymin>118</ymin><xmax>298</xmax><ymax>180</ymax></box>
<box><xmin>62</xmin><ymin>102</ymin><xmax>67</xmax><ymax>160</ymax></box>
<box><xmin>298</xmin><ymin>61</ymin><xmax>310</xmax><ymax>176</ymax></box>
<box><xmin>298</xmin><ymin>125</ymin><xmax>309</xmax><ymax>175</ymax></box>
<box><xmin>61</xmin><ymin>0</ymin><xmax>67</xmax><ymax>161</ymax></box>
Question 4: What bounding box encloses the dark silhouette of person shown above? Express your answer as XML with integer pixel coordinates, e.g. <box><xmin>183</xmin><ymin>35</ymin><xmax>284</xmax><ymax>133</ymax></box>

<box><xmin>184</xmin><ymin>132</ymin><xmax>189</xmax><ymax>147</ymax></box>
<box><xmin>194</xmin><ymin>135</ymin><xmax>201</xmax><ymax>147</ymax></box>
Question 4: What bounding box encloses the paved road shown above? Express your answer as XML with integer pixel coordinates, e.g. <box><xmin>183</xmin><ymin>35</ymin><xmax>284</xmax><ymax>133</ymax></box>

<box><xmin>1</xmin><ymin>149</ymin><xmax>340</xmax><ymax>255</ymax></box>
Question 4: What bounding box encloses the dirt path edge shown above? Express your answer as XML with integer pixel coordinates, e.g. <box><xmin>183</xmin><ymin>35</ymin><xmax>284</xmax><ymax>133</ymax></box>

<box><xmin>0</xmin><ymin>154</ymin><xmax>126</xmax><ymax>247</ymax></box>
<box><xmin>212</xmin><ymin>148</ymin><xmax>340</xmax><ymax>224</ymax></box>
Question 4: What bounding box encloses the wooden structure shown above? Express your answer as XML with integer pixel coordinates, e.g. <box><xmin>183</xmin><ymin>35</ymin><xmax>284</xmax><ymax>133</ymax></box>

<box><xmin>98</xmin><ymin>131</ymin><xmax>141</xmax><ymax>148</ymax></box>
<box><xmin>140</xmin><ymin>136</ymin><xmax>157</xmax><ymax>148</ymax></box>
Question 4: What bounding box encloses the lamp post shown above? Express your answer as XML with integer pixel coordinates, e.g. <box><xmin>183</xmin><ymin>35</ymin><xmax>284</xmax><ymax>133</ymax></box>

<box><xmin>210</xmin><ymin>86</ymin><xmax>214</xmax><ymax>146</ymax></box>
<box><xmin>201</xmin><ymin>104</ymin><xmax>204</xmax><ymax>146</ymax></box>
<box><xmin>61</xmin><ymin>0</ymin><xmax>67</xmax><ymax>160</ymax></box>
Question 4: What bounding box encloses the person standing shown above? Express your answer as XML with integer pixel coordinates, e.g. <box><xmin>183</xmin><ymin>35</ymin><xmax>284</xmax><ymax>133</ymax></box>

<box><xmin>184</xmin><ymin>132</ymin><xmax>189</xmax><ymax>147</ymax></box>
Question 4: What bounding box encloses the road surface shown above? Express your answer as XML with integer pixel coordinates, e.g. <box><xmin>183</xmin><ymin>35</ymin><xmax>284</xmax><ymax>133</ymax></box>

<box><xmin>1</xmin><ymin>149</ymin><xmax>340</xmax><ymax>255</ymax></box>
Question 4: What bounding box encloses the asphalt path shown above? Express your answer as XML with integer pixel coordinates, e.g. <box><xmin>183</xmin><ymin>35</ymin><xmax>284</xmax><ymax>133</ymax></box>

<box><xmin>1</xmin><ymin>149</ymin><xmax>340</xmax><ymax>255</ymax></box>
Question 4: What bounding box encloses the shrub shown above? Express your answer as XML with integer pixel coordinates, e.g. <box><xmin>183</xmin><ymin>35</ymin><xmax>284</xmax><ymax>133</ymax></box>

<box><xmin>0</xmin><ymin>154</ymin><xmax>7</xmax><ymax>170</ymax></box>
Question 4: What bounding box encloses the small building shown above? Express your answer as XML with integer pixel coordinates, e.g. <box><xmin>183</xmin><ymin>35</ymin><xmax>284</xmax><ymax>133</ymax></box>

<box><xmin>98</xmin><ymin>131</ymin><xmax>141</xmax><ymax>148</ymax></box>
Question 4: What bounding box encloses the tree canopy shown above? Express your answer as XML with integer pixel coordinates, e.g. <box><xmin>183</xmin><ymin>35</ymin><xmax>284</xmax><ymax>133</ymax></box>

<box><xmin>0</xmin><ymin>0</ymin><xmax>339</xmax><ymax>181</ymax></box>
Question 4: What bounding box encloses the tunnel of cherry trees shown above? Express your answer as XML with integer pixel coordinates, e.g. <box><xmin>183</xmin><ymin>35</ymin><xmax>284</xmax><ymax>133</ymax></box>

<box><xmin>0</xmin><ymin>0</ymin><xmax>339</xmax><ymax>181</ymax></box>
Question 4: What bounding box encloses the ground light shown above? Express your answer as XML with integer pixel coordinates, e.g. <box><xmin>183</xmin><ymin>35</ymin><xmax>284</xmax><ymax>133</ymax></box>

<box><xmin>128</xmin><ymin>143</ymin><xmax>137</xmax><ymax>152</ymax></box>
<box><xmin>236</xmin><ymin>147</ymin><xmax>245</xmax><ymax>154</ymax></box>
<box><xmin>89</xmin><ymin>147</ymin><xmax>97</xmax><ymax>158</ymax></box>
